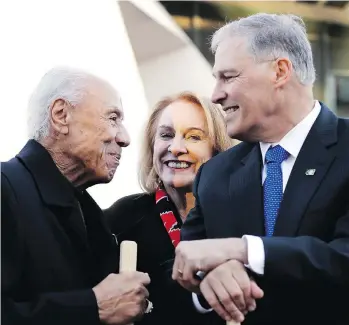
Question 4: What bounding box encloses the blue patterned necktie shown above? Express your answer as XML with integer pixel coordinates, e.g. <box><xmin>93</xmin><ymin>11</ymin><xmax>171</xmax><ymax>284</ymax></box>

<box><xmin>263</xmin><ymin>145</ymin><xmax>290</xmax><ymax>237</ymax></box>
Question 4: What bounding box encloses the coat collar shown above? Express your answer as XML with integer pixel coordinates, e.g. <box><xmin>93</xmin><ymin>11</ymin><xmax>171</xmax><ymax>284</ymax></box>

<box><xmin>16</xmin><ymin>139</ymin><xmax>76</xmax><ymax>207</ymax></box>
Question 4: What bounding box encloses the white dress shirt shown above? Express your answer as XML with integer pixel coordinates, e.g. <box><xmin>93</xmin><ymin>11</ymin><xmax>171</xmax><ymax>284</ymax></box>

<box><xmin>193</xmin><ymin>101</ymin><xmax>321</xmax><ymax>312</ymax></box>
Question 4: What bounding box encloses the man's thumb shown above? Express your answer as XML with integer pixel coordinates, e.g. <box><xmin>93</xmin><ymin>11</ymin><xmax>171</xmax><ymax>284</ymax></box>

<box><xmin>251</xmin><ymin>280</ymin><xmax>264</xmax><ymax>299</ymax></box>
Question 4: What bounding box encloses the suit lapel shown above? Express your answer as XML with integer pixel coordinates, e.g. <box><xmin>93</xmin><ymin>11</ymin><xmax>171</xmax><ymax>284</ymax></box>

<box><xmin>79</xmin><ymin>191</ymin><xmax>115</xmax><ymax>251</ymax></box>
<box><xmin>69</xmin><ymin>202</ymin><xmax>89</xmax><ymax>246</ymax></box>
<box><xmin>47</xmin><ymin>203</ymin><xmax>89</xmax><ymax>252</ymax></box>
<box><xmin>274</xmin><ymin>105</ymin><xmax>338</xmax><ymax>236</ymax></box>
<box><xmin>78</xmin><ymin>191</ymin><xmax>119</xmax><ymax>277</ymax></box>
<box><xmin>229</xmin><ymin>144</ymin><xmax>265</xmax><ymax>236</ymax></box>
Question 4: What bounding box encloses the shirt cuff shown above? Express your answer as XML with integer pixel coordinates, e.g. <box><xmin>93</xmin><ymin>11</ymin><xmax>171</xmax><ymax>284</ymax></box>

<box><xmin>192</xmin><ymin>293</ymin><xmax>213</xmax><ymax>313</ymax></box>
<box><xmin>242</xmin><ymin>235</ymin><xmax>265</xmax><ymax>275</ymax></box>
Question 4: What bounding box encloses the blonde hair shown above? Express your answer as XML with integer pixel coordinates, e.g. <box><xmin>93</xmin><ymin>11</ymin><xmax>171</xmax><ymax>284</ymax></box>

<box><xmin>139</xmin><ymin>91</ymin><xmax>235</xmax><ymax>193</ymax></box>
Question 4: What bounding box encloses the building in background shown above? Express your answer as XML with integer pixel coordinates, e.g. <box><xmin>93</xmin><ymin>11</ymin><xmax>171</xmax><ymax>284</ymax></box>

<box><xmin>0</xmin><ymin>0</ymin><xmax>215</xmax><ymax>208</ymax></box>
<box><xmin>1</xmin><ymin>0</ymin><xmax>348</xmax><ymax>207</ymax></box>
<box><xmin>161</xmin><ymin>0</ymin><xmax>349</xmax><ymax>117</ymax></box>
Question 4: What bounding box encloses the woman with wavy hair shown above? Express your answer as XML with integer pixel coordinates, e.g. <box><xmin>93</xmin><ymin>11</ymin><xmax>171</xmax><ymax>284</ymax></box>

<box><xmin>105</xmin><ymin>92</ymin><xmax>235</xmax><ymax>325</ymax></box>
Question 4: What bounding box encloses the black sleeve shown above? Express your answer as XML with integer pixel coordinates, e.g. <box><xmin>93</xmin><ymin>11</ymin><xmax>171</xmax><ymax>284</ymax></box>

<box><xmin>181</xmin><ymin>164</ymin><xmax>207</xmax><ymax>241</ymax></box>
<box><xmin>1</xmin><ymin>173</ymin><xmax>101</xmax><ymax>325</ymax></box>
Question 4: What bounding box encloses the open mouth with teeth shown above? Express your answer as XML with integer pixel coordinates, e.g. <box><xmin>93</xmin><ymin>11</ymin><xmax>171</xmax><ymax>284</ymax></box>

<box><xmin>165</xmin><ymin>160</ymin><xmax>193</xmax><ymax>169</ymax></box>
<box><xmin>224</xmin><ymin>105</ymin><xmax>239</xmax><ymax>113</ymax></box>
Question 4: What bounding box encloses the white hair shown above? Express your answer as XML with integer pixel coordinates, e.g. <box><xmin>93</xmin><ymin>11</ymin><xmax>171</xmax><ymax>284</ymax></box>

<box><xmin>210</xmin><ymin>13</ymin><xmax>316</xmax><ymax>85</ymax></box>
<box><xmin>27</xmin><ymin>66</ymin><xmax>99</xmax><ymax>140</ymax></box>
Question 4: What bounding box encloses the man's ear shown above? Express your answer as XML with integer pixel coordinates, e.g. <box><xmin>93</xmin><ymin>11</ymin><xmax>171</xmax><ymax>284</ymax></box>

<box><xmin>50</xmin><ymin>99</ymin><xmax>70</xmax><ymax>135</ymax></box>
<box><xmin>273</xmin><ymin>57</ymin><xmax>293</xmax><ymax>88</ymax></box>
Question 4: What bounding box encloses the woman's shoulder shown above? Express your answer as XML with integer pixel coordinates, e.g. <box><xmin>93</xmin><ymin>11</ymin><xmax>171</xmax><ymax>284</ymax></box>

<box><xmin>104</xmin><ymin>192</ymin><xmax>155</xmax><ymax>232</ymax></box>
<box><xmin>105</xmin><ymin>192</ymin><xmax>155</xmax><ymax>216</ymax></box>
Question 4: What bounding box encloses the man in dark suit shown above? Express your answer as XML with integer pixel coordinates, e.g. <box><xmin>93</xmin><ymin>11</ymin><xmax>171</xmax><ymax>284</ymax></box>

<box><xmin>172</xmin><ymin>13</ymin><xmax>349</xmax><ymax>325</ymax></box>
<box><xmin>2</xmin><ymin>67</ymin><xmax>151</xmax><ymax>325</ymax></box>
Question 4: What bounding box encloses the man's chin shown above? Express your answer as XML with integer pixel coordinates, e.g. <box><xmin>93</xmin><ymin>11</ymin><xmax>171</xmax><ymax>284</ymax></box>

<box><xmin>106</xmin><ymin>169</ymin><xmax>117</xmax><ymax>182</ymax></box>
<box><xmin>96</xmin><ymin>169</ymin><xmax>117</xmax><ymax>184</ymax></box>
<box><xmin>227</xmin><ymin>127</ymin><xmax>240</xmax><ymax>140</ymax></box>
<box><xmin>227</xmin><ymin>127</ymin><xmax>252</xmax><ymax>143</ymax></box>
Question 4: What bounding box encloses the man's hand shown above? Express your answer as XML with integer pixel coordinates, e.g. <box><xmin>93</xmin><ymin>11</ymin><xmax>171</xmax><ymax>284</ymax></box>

<box><xmin>200</xmin><ymin>260</ymin><xmax>264</xmax><ymax>323</ymax></box>
<box><xmin>93</xmin><ymin>272</ymin><xmax>151</xmax><ymax>325</ymax></box>
<box><xmin>172</xmin><ymin>238</ymin><xmax>247</xmax><ymax>290</ymax></box>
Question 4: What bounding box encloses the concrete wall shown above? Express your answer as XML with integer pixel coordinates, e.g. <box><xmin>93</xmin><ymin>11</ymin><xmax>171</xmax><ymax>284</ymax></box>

<box><xmin>139</xmin><ymin>46</ymin><xmax>215</xmax><ymax>108</ymax></box>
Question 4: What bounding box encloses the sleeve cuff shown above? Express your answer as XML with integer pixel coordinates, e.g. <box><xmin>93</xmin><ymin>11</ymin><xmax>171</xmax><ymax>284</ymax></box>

<box><xmin>242</xmin><ymin>235</ymin><xmax>265</xmax><ymax>275</ymax></box>
<box><xmin>192</xmin><ymin>293</ymin><xmax>213</xmax><ymax>313</ymax></box>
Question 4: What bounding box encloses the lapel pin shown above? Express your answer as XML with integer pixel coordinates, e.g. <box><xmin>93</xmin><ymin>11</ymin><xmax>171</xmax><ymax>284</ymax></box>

<box><xmin>305</xmin><ymin>169</ymin><xmax>316</xmax><ymax>176</ymax></box>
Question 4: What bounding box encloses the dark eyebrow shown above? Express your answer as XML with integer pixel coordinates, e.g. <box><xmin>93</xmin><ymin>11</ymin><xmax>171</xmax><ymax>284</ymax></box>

<box><xmin>158</xmin><ymin>125</ymin><xmax>173</xmax><ymax>131</ymax></box>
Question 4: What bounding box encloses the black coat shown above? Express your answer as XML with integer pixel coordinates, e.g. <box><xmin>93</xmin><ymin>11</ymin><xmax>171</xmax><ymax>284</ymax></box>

<box><xmin>105</xmin><ymin>193</ymin><xmax>215</xmax><ymax>325</ymax></box>
<box><xmin>2</xmin><ymin>140</ymin><xmax>119</xmax><ymax>325</ymax></box>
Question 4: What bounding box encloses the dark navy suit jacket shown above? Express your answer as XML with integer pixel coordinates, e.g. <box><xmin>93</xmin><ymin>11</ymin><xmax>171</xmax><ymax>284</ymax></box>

<box><xmin>182</xmin><ymin>104</ymin><xmax>349</xmax><ymax>325</ymax></box>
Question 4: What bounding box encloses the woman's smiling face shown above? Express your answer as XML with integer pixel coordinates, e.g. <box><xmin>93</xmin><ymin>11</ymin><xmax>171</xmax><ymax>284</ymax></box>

<box><xmin>153</xmin><ymin>100</ymin><xmax>213</xmax><ymax>190</ymax></box>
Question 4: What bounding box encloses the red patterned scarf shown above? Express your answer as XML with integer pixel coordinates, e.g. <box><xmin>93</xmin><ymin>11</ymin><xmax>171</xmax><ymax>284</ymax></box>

<box><xmin>155</xmin><ymin>189</ymin><xmax>182</xmax><ymax>248</ymax></box>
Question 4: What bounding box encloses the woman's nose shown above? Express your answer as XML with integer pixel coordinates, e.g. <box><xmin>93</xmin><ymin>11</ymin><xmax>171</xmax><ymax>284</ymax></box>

<box><xmin>168</xmin><ymin>138</ymin><xmax>187</xmax><ymax>156</ymax></box>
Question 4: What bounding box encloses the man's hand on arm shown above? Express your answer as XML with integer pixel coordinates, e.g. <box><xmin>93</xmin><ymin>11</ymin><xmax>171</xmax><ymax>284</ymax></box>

<box><xmin>92</xmin><ymin>271</ymin><xmax>150</xmax><ymax>325</ymax></box>
<box><xmin>199</xmin><ymin>260</ymin><xmax>263</xmax><ymax>323</ymax></box>
<box><xmin>171</xmin><ymin>237</ymin><xmax>265</xmax><ymax>322</ymax></box>
<box><xmin>172</xmin><ymin>237</ymin><xmax>248</xmax><ymax>290</ymax></box>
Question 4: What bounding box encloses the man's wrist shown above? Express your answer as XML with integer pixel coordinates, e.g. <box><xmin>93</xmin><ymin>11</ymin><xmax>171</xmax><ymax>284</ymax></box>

<box><xmin>225</xmin><ymin>238</ymin><xmax>248</xmax><ymax>264</ymax></box>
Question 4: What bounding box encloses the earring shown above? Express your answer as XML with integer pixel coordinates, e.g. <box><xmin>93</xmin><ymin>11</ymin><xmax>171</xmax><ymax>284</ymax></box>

<box><xmin>167</xmin><ymin>146</ymin><xmax>171</xmax><ymax>152</ymax></box>
<box><xmin>157</xmin><ymin>178</ymin><xmax>163</xmax><ymax>189</ymax></box>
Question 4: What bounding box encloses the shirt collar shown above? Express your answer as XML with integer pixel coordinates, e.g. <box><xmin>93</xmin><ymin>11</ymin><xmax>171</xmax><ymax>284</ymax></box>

<box><xmin>260</xmin><ymin>100</ymin><xmax>321</xmax><ymax>164</ymax></box>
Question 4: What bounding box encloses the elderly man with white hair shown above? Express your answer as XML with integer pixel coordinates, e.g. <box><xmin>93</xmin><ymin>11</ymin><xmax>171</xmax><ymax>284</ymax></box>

<box><xmin>1</xmin><ymin>67</ymin><xmax>152</xmax><ymax>325</ymax></box>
